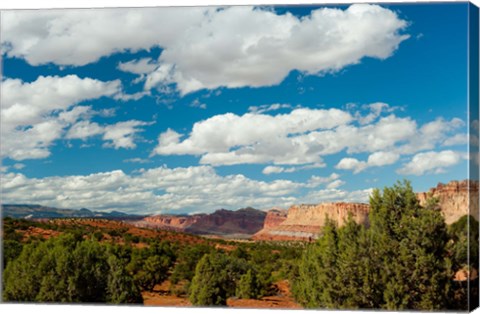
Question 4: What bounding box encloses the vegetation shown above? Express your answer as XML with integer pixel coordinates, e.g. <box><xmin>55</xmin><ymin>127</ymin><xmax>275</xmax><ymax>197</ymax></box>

<box><xmin>2</xmin><ymin>182</ymin><xmax>478</xmax><ymax>309</ymax></box>
<box><xmin>292</xmin><ymin>180</ymin><xmax>477</xmax><ymax>311</ymax></box>
<box><xmin>3</xmin><ymin>234</ymin><xmax>143</xmax><ymax>303</ymax></box>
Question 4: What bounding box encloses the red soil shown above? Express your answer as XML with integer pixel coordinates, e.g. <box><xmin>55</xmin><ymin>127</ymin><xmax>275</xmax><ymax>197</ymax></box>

<box><xmin>143</xmin><ymin>280</ymin><xmax>301</xmax><ymax>309</ymax></box>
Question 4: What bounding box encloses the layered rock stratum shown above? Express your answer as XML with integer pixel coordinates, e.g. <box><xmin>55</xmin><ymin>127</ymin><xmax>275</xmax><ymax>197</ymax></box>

<box><xmin>253</xmin><ymin>203</ymin><xmax>369</xmax><ymax>241</ymax></box>
<box><xmin>417</xmin><ymin>180</ymin><xmax>479</xmax><ymax>224</ymax></box>
<box><xmin>254</xmin><ymin>180</ymin><xmax>478</xmax><ymax>241</ymax></box>
<box><xmin>133</xmin><ymin>207</ymin><xmax>267</xmax><ymax>236</ymax></box>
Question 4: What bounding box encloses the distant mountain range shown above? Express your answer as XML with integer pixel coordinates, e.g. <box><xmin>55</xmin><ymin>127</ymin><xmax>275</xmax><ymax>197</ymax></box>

<box><xmin>1</xmin><ymin>204</ymin><xmax>145</xmax><ymax>220</ymax></box>
<box><xmin>134</xmin><ymin>207</ymin><xmax>267</xmax><ymax>236</ymax></box>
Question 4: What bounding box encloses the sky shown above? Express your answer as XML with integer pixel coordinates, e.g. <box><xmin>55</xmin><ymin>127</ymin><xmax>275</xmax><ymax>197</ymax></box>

<box><xmin>0</xmin><ymin>2</ymin><xmax>474</xmax><ymax>215</ymax></box>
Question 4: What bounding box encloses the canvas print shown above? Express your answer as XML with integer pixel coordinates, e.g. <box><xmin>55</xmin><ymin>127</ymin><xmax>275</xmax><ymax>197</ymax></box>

<box><xmin>0</xmin><ymin>1</ymin><xmax>479</xmax><ymax>311</ymax></box>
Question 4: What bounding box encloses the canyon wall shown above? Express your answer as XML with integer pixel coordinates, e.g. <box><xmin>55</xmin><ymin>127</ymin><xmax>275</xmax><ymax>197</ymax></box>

<box><xmin>254</xmin><ymin>180</ymin><xmax>478</xmax><ymax>241</ymax></box>
<box><xmin>253</xmin><ymin>203</ymin><xmax>369</xmax><ymax>241</ymax></box>
<box><xmin>134</xmin><ymin>207</ymin><xmax>266</xmax><ymax>235</ymax></box>
<box><xmin>133</xmin><ymin>180</ymin><xmax>477</xmax><ymax>240</ymax></box>
<box><xmin>417</xmin><ymin>180</ymin><xmax>479</xmax><ymax>224</ymax></box>
<box><xmin>263</xmin><ymin>209</ymin><xmax>288</xmax><ymax>229</ymax></box>
<box><xmin>136</xmin><ymin>214</ymin><xmax>203</xmax><ymax>232</ymax></box>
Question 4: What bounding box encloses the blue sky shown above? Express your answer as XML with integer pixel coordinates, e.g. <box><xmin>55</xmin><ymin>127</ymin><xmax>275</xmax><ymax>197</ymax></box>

<box><xmin>0</xmin><ymin>3</ymin><xmax>473</xmax><ymax>214</ymax></box>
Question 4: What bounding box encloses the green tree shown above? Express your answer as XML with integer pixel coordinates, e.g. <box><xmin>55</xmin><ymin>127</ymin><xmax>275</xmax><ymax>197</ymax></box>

<box><xmin>3</xmin><ymin>239</ymin><xmax>23</xmax><ymax>269</ymax></box>
<box><xmin>293</xmin><ymin>181</ymin><xmax>451</xmax><ymax>311</ymax></box>
<box><xmin>106</xmin><ymin>255</ymin><xmax>143</xmax><ymax>304</ymax></box>
<box><xmin>446</xmin><ymin>215</ymin><xmax>479</xmax><ymax>310</ymax></box>
<box><xmin>236</xmin><ymin>269</ymin><xmax>259</xmax><ymax>299</ymax></box>
<box><xmin>127</xmin><ymin>241</ymin><xmax>175</xmax><ymax>291</ymax></box>
<box><xmin>369</xmin><ymin>181</ymin><xmax>450</xmax><ymax>310</ymax></box>
<box><xmin>3</xmin><ymin>234</ymin><xmax>141</xmax><ymax>304</ymax></box>
<box><xmin>170</xmin><ymin>244</ymin><xmax>213</xmax><ymax>284</ymax></box>
<box><xmin>189</xmin><ymin>252</ymin><xmax>247</xmax><ymax>306</ymax></box>
<box><xmin>293</xmin><ymin>218</ymin><xmax>339</xmax><ymax>308</ymax></box>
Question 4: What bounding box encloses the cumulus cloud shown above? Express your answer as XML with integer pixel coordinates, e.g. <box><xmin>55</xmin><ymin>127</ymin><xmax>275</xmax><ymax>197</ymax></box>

<box><xmin>336</xmin><ymin>158</ymin><xmax>367</xmax><ymax>173</ymax></box>
<box><xmin>0</xmin><ymin>166</ymin><xmax>301</xmax><ymax>213</ymax></box>
<box><xmin>397</xmin><ymin>118</ymin><xmax>465</xmax><ymax>154</ymax></box>
<box><xmin>353</xmin><ymin>102</ymin><xmax>401</xmax><ymax>125</ymax></box>
<box><xmin>396</xmin><ymin>150</ymin><xmax>464</xmax><ymax>176</ymax></box>
<box><xmin>1</xmin><ymin>164</ymin><xmax>372</xmax><ymax>214</ymax></box>
<box><xmin>263</xmin><ymin>166</ymin><xmax>295</xmax><ymax>175</ymax></box>
<box><xmin>3</xmin><ymin>5</ymin><xmax>409</xmax><ymax>95</ymax></box>
<box><xmin>102</xmin><ymin>120</ymin><xmax>152</xmax><ymax>149</ymax></box>
<box><xmin>2</xmin><ymin>8</ymin><xmax>211</xmax><ymax>66</ymax></box>
<box><xmin>1</xmin><ymin>75</ymin><xmax>120</xmax><ymax>129</ymax></box>
<box><xmin>146</xmin><ymin>5</ymin><xmax>409</xmax><ymax>94</ymax></box>
<box><xmin>301</xmin><ymin>187</ymin><xmax>373</xmax><ymax>204</ymax></box>
<box><xmin>1</xmin><ymin>75</ymin><xmax>122</xmax><ymax>160</ymax></box>
<box><xmin>153</xmin><ymin>107</ymin><xmax>352</xmax><ymax>165</ymax></box>
<box><xmin>336</xmin><ymin>151</ymin><xmax>400</xmax><ymax>173</ymax></box>
<box><xmin>306</xmin><ymin>173</ymin><xmax>341</xmax><ymax>188</ymax></box>
<box><xmin>118</xmin><ymin>58</ymin><xmax>158</xmax><ymax>75</ymax></box>
<box><xmin>153</xmin><ymin>103</ymin><xmax>464</xmax><ymax>169</ymax></box>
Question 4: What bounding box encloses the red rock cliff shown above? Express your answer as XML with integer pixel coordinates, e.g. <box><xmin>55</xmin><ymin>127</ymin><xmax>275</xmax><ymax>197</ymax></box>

<box><xmin>254</xmin><ymin>180</ymin><xmax>478</xmax><ymax>241</ymax></box>
<box><xmin>134</xmin><ymin>207</ymin><xmax>266</xmax><ymax>235</ymax></box>
<box><xmin>417</xmin><ymin>180</ymin><xmax>479</xmax><ymax>224</ymax></box>
<box><xmin>253</xmin><ymin>202</ymin><xmax>369</xmax><ymax>241</ymax></box>
<box><xmin>263</xmin><ymin>209</ymin><xmax>288</xmax><ymax>229</ymax></box>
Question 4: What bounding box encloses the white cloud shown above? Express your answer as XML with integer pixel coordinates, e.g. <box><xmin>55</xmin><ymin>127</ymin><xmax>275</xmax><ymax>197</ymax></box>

<box><xmin>190</xmin><ymin>99</ymin><xmax>207</xmax><ymax>109</ymax></box>
<box><xmin>146</xmin><ymin>5</ymin><xmax>409</xmax><ymax>94</ymax></box>
<box><xmin>3</xmin><ymin>5</ymin><xmax>408</xmax><ymax>95</ymax></box>
<box><xmin>123</xmin><ymin>158</ymin><xmax>151</xmax><ymax>164</ymax></box>
<box><xmin>1</xmin><ymin>75</ymin><xmax>120</xmax><ymax>129</ymax></box>
<box><xmin>248</xmin><ymin>103</ymin><xmax>293</xmax><ymax>114</ymax></box>
<box><xmin>152</xmin><ymin>103</ymin><xmax>467</xmax><ymax>170</ymax></box>
<box><xmin>336</xmin><ymin>158</ymin><xmax>367</xmax><ymax>173</ymax></box>
<box><xmin>118</xmin><ymin>58</ymin><xmax>158</xmax><ymax>75</ymax></box>
<box><xmin>153</xmin><ymin>107</ymin><xmax>352</xmax><ymax>165</ymax></box>
<box><xmin>1</xmin><ymin>164</ymin><xmax>372</xmax><ymax>214</ymax></box>
<box><xmin>336</xmin><ymin>151</ymin><xmax>399</xmax><ymax>173</ymax></box>
<box><xmin>1</xmin><ymin>75</ymin><xmax>122</xmax><ymax>160</ymax></box>
<box><xmin>262</xmin><ymin>162</ymin><xmax>326</xmax><ymax>175</ymax></box>
<box><xmin>367</xmin><ymin>151</ymin><xmax>400</xmax><ymax>167</ymax></box>
<box><xmin>306</xmin><ymin>173</ymin><xmax>341</xmax><ymax>188</ymax></box>
<box><xmin>354</xmin><ymin>102</ymin><xmax>400</xmax><ymax>125</ymax></box>
<box><xmin>442</xmin><ymin>133</ymin><xmax>468</xmax><ymax>146</ymax></box>
<box><xmin>396</xmin><ymin>150</ymin><xmax>464</xmax><ymax>176</ymax></box>
<box><xmin>397</xmin><ymin>118</ymin><xmax>465</xmax><ymax>154</ymax></box>
<box><xmin>66</xmin><ymin>121</ymin><xmax>104</xmax><ymax>140</ymax></box>
<box><xmin>326</xmin><ymin>180</ymin><xmax>345</xmax><ymax>189</ymax></box>
<box><xmin>2</xmin><ymin>8</ymin><xmax>212</xmax><ymax>66</ymax></box>
<box><xmin>66</xmin><ymin>119</ymin><xmax>150</xmax><ymax>149</ymax></box>
<box><xmin>301</xmin><ymin>188</ymin><xmax>373</xmax><ymax>204</ymax></box>
<box><xmin>114</xmin><ymin>91</ymin><xmax>151</xmax><ymax>101</ymax></box>
<box><xmin>13</xmin><ymin>163</ymin><xmax>25</xmax><ymax>170</ymax></box>
<box><xmin>102</xmin><ymin>120</ymin><xmax>152</xmax><ymax>149</ymax></box>
<box><xmin>0</xmin><ymin>166</ymin><xmax>304</xmax><ymax>213</ymax></box>
<box><xmin>263</xmin><ymin>166</ymin><xmax>292</xmax><ymax>175</ymax></box>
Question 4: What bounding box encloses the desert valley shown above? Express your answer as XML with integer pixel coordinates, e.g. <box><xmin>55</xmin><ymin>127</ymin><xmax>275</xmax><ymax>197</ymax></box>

<box><xmin>2</xmin><ymin>179</ymin><xmax>479</xmax><ymax>309</ymax></box>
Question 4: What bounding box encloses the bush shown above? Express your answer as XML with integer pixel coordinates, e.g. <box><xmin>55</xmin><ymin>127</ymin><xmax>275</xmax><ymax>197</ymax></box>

<box><xmin>3</xmin><ymin>235</ymin><xmax>142</xmax><ymax>304</ymax></box>
<box><xmin>189</xmin><ymin>252</ymin><xmax>247</xmax><ymax>306</ymax></box>
<box><xmin>293</xmin><ymin>181</ymin><xmax>451</xmax><ymax>310</ymax></box>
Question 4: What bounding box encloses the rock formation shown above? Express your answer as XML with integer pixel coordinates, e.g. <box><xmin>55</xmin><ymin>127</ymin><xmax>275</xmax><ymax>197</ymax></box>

<box><xmin>417</xmin><ymin>180</ymin><xmax>479</xmax><ymax>224</ymax></box>
<box><xmin>133</xmin><ymin>207</ymin><xmax>266</xmax><ymax>236</ymax></box>
<box><xmin>254</xmin><ymin>180</ymin><xmax>478</xmax><ymax>241</ymax></box>
<box><xmin>133</xmin><ymin>179</ymin><xmax>477</xmax><ymax>240</ymax></box>
<box><xmin>253</xmin><ymin>203</ymin><xmax>369</xmax><ymax>241</ymax></box>
<box><xmin>263</xmin><ymin>209</ymin><xmax>288</xmax><ymax>229</ymax></box>
<box><xmin>137</xmin><ymin>214</ymin><xmax>203</xmax><ymax>232</ymax></box>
